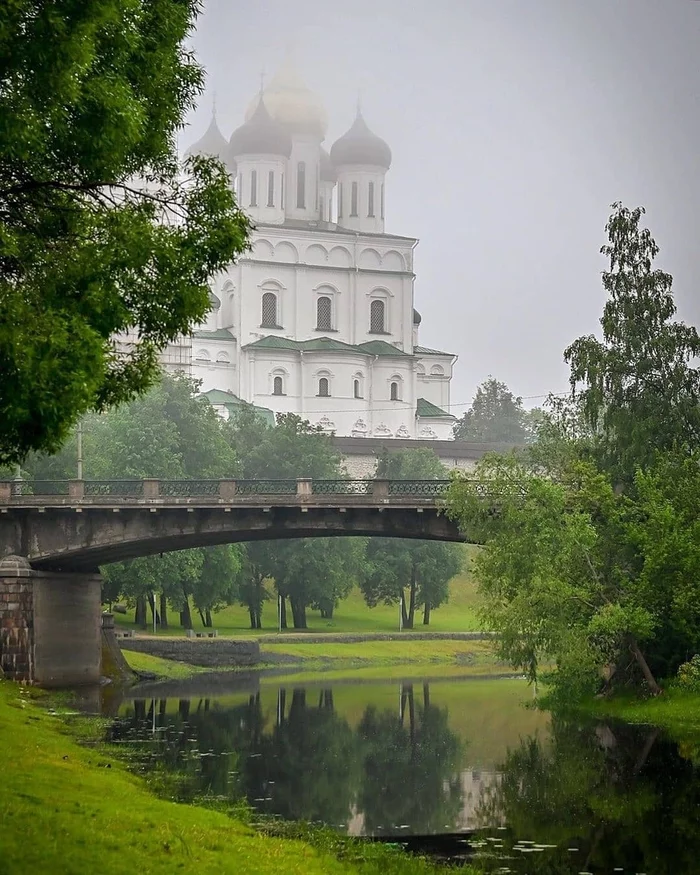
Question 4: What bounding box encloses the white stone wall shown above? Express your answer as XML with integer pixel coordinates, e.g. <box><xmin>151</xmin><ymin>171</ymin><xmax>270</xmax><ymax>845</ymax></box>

<box><xmin>341</xmin><ymin>452</ymin><xmax>478</xmax><ymax>479</ymax></box>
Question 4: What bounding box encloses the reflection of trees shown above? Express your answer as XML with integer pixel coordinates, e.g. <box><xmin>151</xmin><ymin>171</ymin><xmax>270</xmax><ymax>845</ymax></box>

<box><xmin>242</xmin><ymin>688</ymin><xmax>359</xmax><ymax>827</ymax></box>
<box><xmin>357</xmin><ymin>683</ymin><xmax>464</xmax><ymax>835</ymax></box>
<box><xmin>475</xmin><ymin>717</ymin><xmax>700</xmax><ymax>874</ymax></box>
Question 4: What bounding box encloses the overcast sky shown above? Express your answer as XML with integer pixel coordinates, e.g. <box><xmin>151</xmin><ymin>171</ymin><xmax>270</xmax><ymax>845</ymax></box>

<box><xmin>184</xmin><ymin>0</ymin><xmax>700</xmax><ymax>412</ymax></box>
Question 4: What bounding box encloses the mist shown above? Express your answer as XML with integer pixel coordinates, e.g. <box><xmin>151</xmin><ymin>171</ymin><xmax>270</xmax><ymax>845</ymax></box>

<box><xmin>184</xmin><ymin>0</ymin><xmax>700</xmax><ymax>411</ymax></box>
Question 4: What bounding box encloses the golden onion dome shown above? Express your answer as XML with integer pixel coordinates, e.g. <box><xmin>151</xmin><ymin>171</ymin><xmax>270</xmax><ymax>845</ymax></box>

<box><xmin>245</xmin><ymin>57</ymin><xmax>328</xmax><ymax>140</ymax></box>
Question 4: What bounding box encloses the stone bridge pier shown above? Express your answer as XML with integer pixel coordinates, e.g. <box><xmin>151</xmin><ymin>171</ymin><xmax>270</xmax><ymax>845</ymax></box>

<box><xmin>0</xmin><ymin>555</ymin><xmax>101</xmax><ymax>686</ymax></box>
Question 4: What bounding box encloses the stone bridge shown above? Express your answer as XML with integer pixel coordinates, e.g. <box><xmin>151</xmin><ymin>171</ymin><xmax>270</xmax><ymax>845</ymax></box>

<box><xmin>0</xmin><ymin>478</ymin><xmax>473</xmax><ymax>687</ymax></box>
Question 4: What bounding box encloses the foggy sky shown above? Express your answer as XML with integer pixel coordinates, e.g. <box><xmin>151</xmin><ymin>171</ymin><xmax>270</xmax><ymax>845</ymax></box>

<box><xmin>184</xmin><ymin>0</ymin><xmax>700</xmax><ymax>413</ymax></box>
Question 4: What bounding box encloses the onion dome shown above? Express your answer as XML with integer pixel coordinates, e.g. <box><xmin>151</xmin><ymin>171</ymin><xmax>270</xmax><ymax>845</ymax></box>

<box><xmin>185</xmin><ymin>113</ymin><xmax>229</xmax><ymax>162</ymax></box>
<box><xmin>330</xmin><ymin>110</ymin><xmax>392</xmax><ymax>170</ymax></box>
<box><xmin>320</xmin><ymin>148</ymin><xmax>336</xmax><ymax>183</ymax></box>
<box><xmin>413</xmin><ymin>308</ymin><xmax>422</xmax><ymax>326</ymax></box>
<box><xmin>229</xmin><ymin>96</ymin><xmax>292</xmax><ymax>159</ymax></box>
<box><xmin>245</xmin><ymin>57</ymin><xmax>327</xmax><ymax>140</ymax></box>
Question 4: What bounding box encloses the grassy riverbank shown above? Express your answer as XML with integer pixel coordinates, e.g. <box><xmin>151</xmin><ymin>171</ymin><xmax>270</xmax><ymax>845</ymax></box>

<box><xmin>586</xmin><ymin>687</ymin><xmax>700</xmax><ymax>737</ymax></box>
<box><xmin>122</xmin><ymin>637</ymin><xmax>504</xmax><ymax>682</ymax></box>
<box><xmin>0</xmin><ymin>680</ymin><xmax>471</xmax><ymax>874</ymax></box>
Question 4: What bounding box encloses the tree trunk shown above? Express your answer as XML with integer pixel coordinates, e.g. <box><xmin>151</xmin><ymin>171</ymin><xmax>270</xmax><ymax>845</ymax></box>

<box><xmin>198</xmin><ymin>609</ymin><xmax>206</xmax><ymax>626</ymax></box>
<box><xmin>159</xmin><ymin>592</ymin><xmax>168</xmax><ymax>630</ymax></box>
<box><xmin>423</xmin><ymin>682</ymin><xmax>431</xmax><ymax>710</ymax></box>
<box><xmin>248</xmin><ymin>606</ymin><xmax>257</xmax><ymax>629</ymax></box>
<box><xmin>423</xmin><ymin>601</ymin><xmax>431</xmax><ymax>625</ymax></box>
<box><xmin>401</xmin><ymin>590</ymin><xmax>409</xmax><ymax>629</ymax></box>
<box><xmin>404</xmin><ymin>564</ymin><xmax>417</xmax><ymax>630</ymax></box>
<box><xmin>279</xmin><ymin>594</ymin><xmax>288</xmax><ymax>630</ymax></box>
<box><xmin>205</xmin><ymin>609</ymin><xmax>212</xmax><ymax>628</ymax></box>
<box><xmin>181</xmin><ymin>596</ymin><xmax>193</xmax><ymax>630</ymax></box>
<box><xmin>256</xmin><ymin>612</ymin><xmax>262</xmax><ymax>629</ymax></box>
<box><xmin>629</xmin><ymin>638</ymin><xmax>662</xmax><ymax>696</ymax></box>
<box><xmin>135</xmin><ymin>595</ymin><xmax>147</xmax><ymax>628</ymax></box>
<box><xmin>178</xmin><ymin>699</ymin><xmax>190</xmax><ymax>720</ymax></box>
<box><xmin>290</xmin><ymin>597</ymin><xmax>307</xmax><ymax>629</ymax></box>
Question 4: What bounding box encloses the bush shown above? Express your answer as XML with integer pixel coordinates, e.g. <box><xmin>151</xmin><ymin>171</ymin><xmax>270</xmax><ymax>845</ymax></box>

<box><xmin>676</xmin><ymin>655</ymin><xmax>700</xmax><ymax>691</ymax></box>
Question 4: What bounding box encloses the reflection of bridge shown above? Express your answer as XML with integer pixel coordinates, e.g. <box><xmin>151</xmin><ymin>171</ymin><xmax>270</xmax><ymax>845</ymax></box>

<box><xmin>0</xmin><ymin>478</ymin><xmax>470</xmax><ymax>687</ymax></box>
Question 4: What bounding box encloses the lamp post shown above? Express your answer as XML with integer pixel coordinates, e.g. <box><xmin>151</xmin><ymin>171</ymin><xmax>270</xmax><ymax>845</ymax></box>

<box><xmin>77</xmin><ymin>421</ymin><xmax>83</xmax><ymax>480</ymax></box>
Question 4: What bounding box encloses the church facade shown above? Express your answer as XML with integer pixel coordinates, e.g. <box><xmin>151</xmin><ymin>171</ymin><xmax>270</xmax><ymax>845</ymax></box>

<box><xmin>181</xmin><ymin>59</ymin><xmax>456</xmax><ymax>440</ymax></box>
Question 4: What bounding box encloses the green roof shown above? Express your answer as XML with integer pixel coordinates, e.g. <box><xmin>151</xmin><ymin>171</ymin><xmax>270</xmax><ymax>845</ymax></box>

<box><xmin>193</xmin><ymin>328</ymin><xmax>236</xmax><ymax>341</ymax></box>
<box><xmin>199</xmin><ymin>389</ymin><xmax>275</xmax><ymax>425</ymax></box>
<box><xmin>416</xmin><ymin>397</ymin><xmax>455</xmax><ymax>419</ymax></box>
<box><xmin>414</xmin><ymin>345</ymin><xmax>454</xmax><ymax>356</ymax></box>
<box><xmin>244</xmin><ymin>335</ymin><xmax>411</xmax><ymax>357</ymax></box>
<box><xmin>356</xmin><ymin>340</ymin><xmax>411</xmax><ymax>357</ymax></box>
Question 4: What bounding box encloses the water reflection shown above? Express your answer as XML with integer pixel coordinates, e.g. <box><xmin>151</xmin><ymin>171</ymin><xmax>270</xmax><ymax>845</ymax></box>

<box><xmin>107</xmin><ymin>679</ymin><xmax>700</xmax><ymax>872</ymax></box>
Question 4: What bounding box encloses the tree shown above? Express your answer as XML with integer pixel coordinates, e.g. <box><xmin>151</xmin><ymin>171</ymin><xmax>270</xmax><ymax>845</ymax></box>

<box><xmin>453</xmin><ymin>377</ymin><xmax>528</xmax><ymax>443</ymax></box>
<box><xmin>565</xmin><ymin>203</ymin><xmax>700</xmax><ymax>483</ymax></box>
<box><xmin>360</xmin><ymin>449</ymin><xmax>463</xmax><ymax>629</ymax></box>
<box><xmin>226</xmin><ymin>410</ymin><xmax>359</xmax><ymax>629</ymax></box>
<box><xmin>0</xmin><ymin>1</ymin><xmax>251</xmax><ymax>466</ymax></box>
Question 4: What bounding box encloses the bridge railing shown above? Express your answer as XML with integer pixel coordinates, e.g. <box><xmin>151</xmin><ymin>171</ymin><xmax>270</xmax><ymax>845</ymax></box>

<box><xmin>0</xmin><ymin>477</ymin><xmax>460</xmax><ymax>501</ymax></box>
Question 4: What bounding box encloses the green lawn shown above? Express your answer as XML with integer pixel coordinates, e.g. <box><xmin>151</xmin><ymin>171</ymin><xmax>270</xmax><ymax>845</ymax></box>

<box><xmin>0</xmin><ymin>680</ymin><xmax>470</xmax><ymax>875</ymax></box>
<box><xmin>113</xmin><ymin>547</ymin><xmax>484</xmax><ymax>638</ymax></box>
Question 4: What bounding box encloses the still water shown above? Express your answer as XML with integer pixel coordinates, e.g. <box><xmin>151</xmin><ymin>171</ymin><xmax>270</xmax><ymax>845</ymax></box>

<box><xmin>106</xmin><ymin>675</ymin><xmax>700</xmax><ymax>873</ymax></box>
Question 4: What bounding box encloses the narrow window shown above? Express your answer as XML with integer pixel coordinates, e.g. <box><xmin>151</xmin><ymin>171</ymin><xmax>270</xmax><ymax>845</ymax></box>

<box><xmin>368</xmin><ymin>181</ymin><xmax>375</xmax><ymax>217</ymax></box>
<box><xmin>351</xmin><ymin>181</ymin><xmax>358</xmax><ymax>216</ymax></box>
<box><xmin>297</xmin><ymin>161</ymin><xmax>306</xmax><ymax>209</ymax></box>
<box><xmin>381</xmin><ymin>183</ymin><xmax>385</xmax><ymax>219</ymax></box>
<box><xmin>250</xmin><ymin>170</ymin><xmax>257</xmax><ymax>207</ymax></box>
<box><xmin>237</xmin><ymin>174</ymin><xmax>243</xmax><ymax>201</ymax></box>
<box><xmin>390</xmin><ymin>381</ymin><xmax>400</xmax><ymax>401</ymax></box>
<box><xmin>273</xmin><ymin>376</ymin><xmax>284</xmax><ymax>395</ymax></box>
<box><xmin>353</xmin><ymin>379</ymin><xmax>361</xmax><ymax>399</ymax></box>
<box><xmin>281</xmin><ymin>173</ymin><xmax>285</xmax><ymax>209</ymax></box>
<box><xmin>267</xmin><ymin>170</ymin><xmax>275</xmax><ymax>207</ymax></box>
<box><xmin>316</xmin><ymin>296</ymin><xmax>332</xmax><ymax>331</ymax></box>
<box><xmin>318</xmin><ymin>377</ymin><xmax>330</xmax><ymax>397</ymax></box>
<box><xmin>261</xmin><ymin>292</ymin><xmax>278</xmax><ymax>328</ymax></box>
<box><xmin>338</xmin><ymin>183</ymin><xmax>343</xmax><ymax>218</ymax></box>
<box><xmin>370</xmin><ymin>299</ymin><xmax>385</xmax><ymax>333</ymax></box>
<box><xmin>319</xmin><ymin>195</ymin><xmax>325</xmax><ymax>223</ymax></box>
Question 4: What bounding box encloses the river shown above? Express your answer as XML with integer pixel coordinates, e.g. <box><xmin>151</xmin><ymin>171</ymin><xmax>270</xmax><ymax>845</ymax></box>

<box><xmin>104</xmin><ymin>673</ymin><xmax>700</xmax><ymax>873</ymax></box>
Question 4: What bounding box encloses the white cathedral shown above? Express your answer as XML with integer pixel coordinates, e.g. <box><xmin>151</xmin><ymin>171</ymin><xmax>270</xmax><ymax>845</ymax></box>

<box><xmin>176</xmin><ymin>58</ymin><xmax>457</xmax><ymax>440</ymax></box>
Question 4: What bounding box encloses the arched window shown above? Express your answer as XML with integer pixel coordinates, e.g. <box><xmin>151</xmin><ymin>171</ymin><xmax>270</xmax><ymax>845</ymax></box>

<box><xmin>261</xmin><ymin>292</ymin><xmax>278</xmax><ymax>328</ymax></box>
<box><xmin>368</xmin><ymin>181</ymin><xmax>375</xmax><ymax>217</ymax></box>
<box><xmin>316</xmin><ymin>295</ymin><xmax>332</xmax><ymax>331</ymax></box>
<box><xmin>370</xmin><ymin>299</ymin><xmax>385</xmax><ymax>333</ymax></box>
<box><xmin>267</xmin><ymin>170</ymin><xmax>275</xmax><ymax>207</ymax></box>
<box><xmin>430</xmin><ymin>364</ymin><xmax>445</xmax><ymax>376</ymax></box>
<box><xmin>353</xmin><ymin>379</ymin><xmax>361</xmax><ymax>399</ymax></box>
<box><xmin>318</xmin><ymin>377</ymin><xmax>330</xmax><ymax>397</ymax></box>
<box><xmin>250</xmin><ymin>170</ymin><xmax>257</xmax><ymax>207</ymax></box>
<box><xmin>216</xmin><ymin>352</ymin><xmax>230</xmax><ymax>363</ymax></box>
<box><xmin>273</xmin><ymin>375</ymin><xmax>284</xmax><ymax>396</ymax></box>
<box><xmin>390</xmin><ymin>381</ymin><xmax>400</xmax><ymax>401</ymax></box>
<box><xmin>351</xmin><ymin>181</ymin><xmax>358</xmax><ymax>217</ymax></box>
<box><xmin>194</xmin><ymin>349</ymin><xmax>210</xmax><ymax>362</ymax></box>
<box><xmin>297</xmin><ymin>162</ymin><xmax>306</xmax><ymax>209</ymax></box>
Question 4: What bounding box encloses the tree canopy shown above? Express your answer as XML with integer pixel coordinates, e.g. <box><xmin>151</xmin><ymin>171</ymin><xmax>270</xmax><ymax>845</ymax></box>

<box><xmin>0</xmin><ymin>1</ymin><xmax>251</xmax><ymax>465</ymax></box>
<box><xmin>447</xmin><ymin>204</ymin><xmax>700</xmax><ymax>697</ymax></box>
<box><xmin>361</xmin><ymin>449</ymin><xmax>463</xmax><ymax>629</ymax></box>
<box><xmin>452</xmin><ymin>377</ymin><xmax>531</xmax><ymax>443</ymax></box>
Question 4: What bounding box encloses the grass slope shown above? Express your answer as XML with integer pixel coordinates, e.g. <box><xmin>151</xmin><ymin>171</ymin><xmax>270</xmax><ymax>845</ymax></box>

<box><xmin>0</xmin><ymin>681</ymin><xmax>466</xmax><ymax>875</ymax></box>
<box><xmin>586</xmin><ymin>688</ymin><xmax>700</xmax><ymax>736</ymax></box>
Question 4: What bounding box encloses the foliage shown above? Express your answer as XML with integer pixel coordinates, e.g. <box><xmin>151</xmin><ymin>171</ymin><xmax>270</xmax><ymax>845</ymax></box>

<box><xmin>447</xmin><ymin>453</ymin><xmax>671</xmax><ymax>698</ymax></box>
<box><xmin>226</xmin><ymin>409</ymin><xmax>360</xmax><ymax>629</ymax></box>
<box><xmin>452</xmin><ymin>377</ymin><xmax>529</xmax><ymax>443</ymax></box>
<box><xmin>360</xmin><ymin>450</ymin><xmax>463</xmax><ymax>628</ymax></box>
<box><xmin>565</xmin><ymin>203</ymin><xmax>700</xmax><ymax>482</ymax></box>
<box><xmin>677</xmin><ymin>656</ymin><xmax>700</xmax><ymax>692</ymax></box>
<box><xmin>0</xmin><ymin>0</ymin><xmax>251</xmax><ymax>466</ymax></box>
